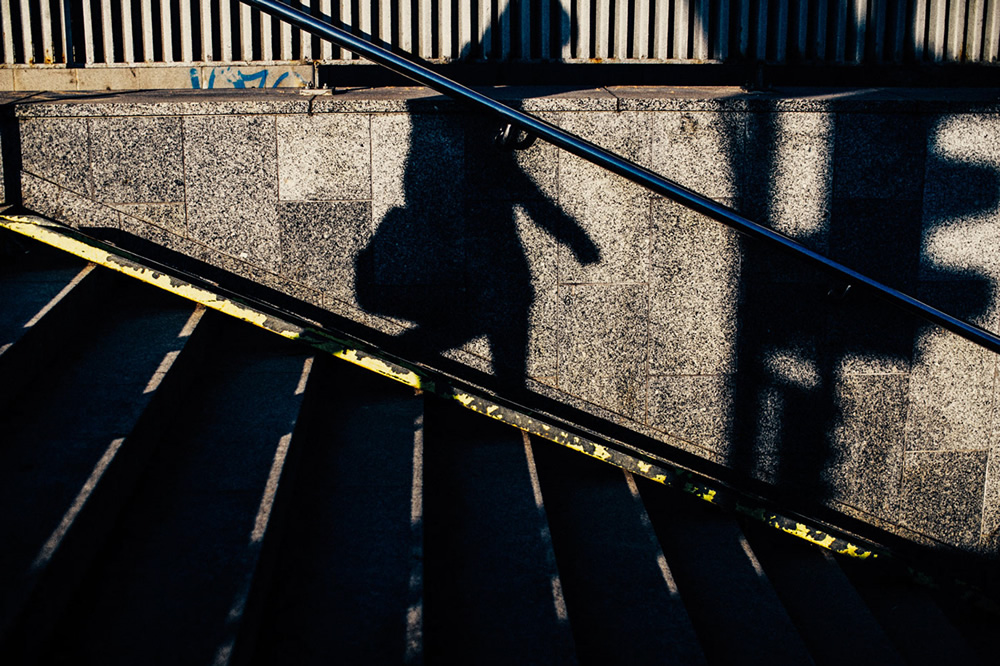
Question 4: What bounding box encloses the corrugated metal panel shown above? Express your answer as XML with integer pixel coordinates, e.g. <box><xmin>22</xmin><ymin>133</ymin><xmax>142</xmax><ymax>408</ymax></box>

<box><xmin>1</xmin><ymin>0</ymin><xmax>998</xmax><ymax>67</ymax></box>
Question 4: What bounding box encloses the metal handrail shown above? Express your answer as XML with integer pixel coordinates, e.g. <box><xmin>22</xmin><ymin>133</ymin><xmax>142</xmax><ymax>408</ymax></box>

<box><xmin>243</xmin><ymin>0</ymin><xmax>1000</xmax><ymax>357</ymax></box>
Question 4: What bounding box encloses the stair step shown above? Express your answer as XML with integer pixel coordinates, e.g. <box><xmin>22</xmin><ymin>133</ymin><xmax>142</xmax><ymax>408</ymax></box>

<box><xmin>740</xmin><ymin>519</ymin><xmax>903</xmax><ymax>666</ymax></box>
<box><xmin>422</xmin><ymin>397</ymin><xmax>575</xmax><ymax>665</ymax></box>
<box><xmin>249</xmin><ymin>359</ymin><xmax>424</xmax><ymax>665</ymax></box>
<box><xmin>837</xmin><ymin>555</ymin><xmax>981</xmax><ymax>664</ymax></box>
<box><xmin>39</xmin><ymin>318</ymin><xmax>313</xmax><ymax>665</ymax></box>
<box><xmin>532</xmin><ymin>439</ymin><xmax>705</xmax><ymax>664</ymax></box>
<box><xmin>0</xmin><ymin>277</ymin><xmax>206</xmax><ymax>661</ymax></box>
<box><xmin>638</xmin><ymin>483</ymin><xmax>815</xmax><ymax>665</ymax></box>
<box><xmin>0</xmin><ymin>253</ymin><xmax>105</xmax><ymax>407</ymax></box>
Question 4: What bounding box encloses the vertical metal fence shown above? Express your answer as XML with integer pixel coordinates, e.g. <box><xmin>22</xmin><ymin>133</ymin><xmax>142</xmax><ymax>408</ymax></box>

<box><xmin>2</xmin><ymin>0</ymin><xmax>998</xmax><ymax>66</ymax></box>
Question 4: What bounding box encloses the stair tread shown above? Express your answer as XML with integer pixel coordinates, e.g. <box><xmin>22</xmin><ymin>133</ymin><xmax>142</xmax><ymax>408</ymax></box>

<box><xmin>41</xmin><ymin>320</ymin><xmax>312</xmax><ymax>665</ymax></box>
<box><xmin>532</xmin><ymin>440</ymin><xmax>706</xmax><ymax>665</ymax></box>
<box><xmin>0</xmin><ymin>288</ymin><xmax>198</xmax><ymax>630</ymax></box>
<box><xmin>251</xmin><ymin>361</ymin><xmax>423</xmax><ymax>664</ymax></box>
<box><xmin>423</xmin><ymin>399</ymin><xmax>575</xmax><ymax>665</ymax></box>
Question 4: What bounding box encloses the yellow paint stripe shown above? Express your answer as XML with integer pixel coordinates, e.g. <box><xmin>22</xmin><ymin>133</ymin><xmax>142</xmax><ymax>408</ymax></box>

<box><xmin>1</xmin><ymin>213</ymin><xmax>882</xmax><ymax>564</ymax></box>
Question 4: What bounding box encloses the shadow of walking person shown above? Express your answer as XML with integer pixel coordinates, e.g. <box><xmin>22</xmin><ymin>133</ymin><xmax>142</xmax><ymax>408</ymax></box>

<box><xmin>354</xmin><ymin>4</ymin><xmax>599</xmax><ymax>389</ymax></box>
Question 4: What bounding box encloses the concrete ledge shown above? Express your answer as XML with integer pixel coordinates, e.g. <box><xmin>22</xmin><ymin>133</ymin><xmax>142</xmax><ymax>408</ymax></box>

<box><xmin>9</xmin><ymin>85</ymin><xmax>1000</xmax><ymax>558</ymax></box>
<box><xmin>0</xmin><ymin>65</ymin><xmax>314</xmax><ymax>93</ymax></box>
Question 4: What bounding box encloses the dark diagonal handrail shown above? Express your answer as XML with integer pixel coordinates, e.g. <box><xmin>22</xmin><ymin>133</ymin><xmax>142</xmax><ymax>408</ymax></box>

<box><xmin>242</xmin><ymin>0</ymin><xmax>1000</xmax><ymax>356</ymax></box>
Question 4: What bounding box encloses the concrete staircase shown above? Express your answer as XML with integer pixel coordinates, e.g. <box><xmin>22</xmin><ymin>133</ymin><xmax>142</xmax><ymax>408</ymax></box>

<box><xmin>2</xmin><ymin>227</ymin><xmax>996</xmax><ymax>664</ymax></box>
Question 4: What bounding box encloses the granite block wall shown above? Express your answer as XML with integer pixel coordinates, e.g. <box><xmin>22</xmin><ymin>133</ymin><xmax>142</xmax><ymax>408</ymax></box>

<box><xmin>11</xmin><ymin>87</ymin><xmax>1000</xmax><ymax>557</ymax></box>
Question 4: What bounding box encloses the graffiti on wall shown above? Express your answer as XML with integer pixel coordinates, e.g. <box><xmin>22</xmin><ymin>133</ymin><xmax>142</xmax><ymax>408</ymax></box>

<box><xmin>190</xmin><ymin>67</ymin><xmax>309</xmax><ymax>89</ymax></box>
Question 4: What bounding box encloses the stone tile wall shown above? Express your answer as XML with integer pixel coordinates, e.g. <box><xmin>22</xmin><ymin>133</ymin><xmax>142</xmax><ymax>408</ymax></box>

<box><xmin>11</xmin><ymin>87</ymin><xmax>1000</xmax><ymax>557</ymax></box>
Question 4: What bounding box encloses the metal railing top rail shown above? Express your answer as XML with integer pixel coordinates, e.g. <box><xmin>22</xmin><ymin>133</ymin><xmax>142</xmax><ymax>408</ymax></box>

<box><xmin>242</xmin><ymin>0</ymin><xmax>1000</xmax><ymax>357</ymax></box>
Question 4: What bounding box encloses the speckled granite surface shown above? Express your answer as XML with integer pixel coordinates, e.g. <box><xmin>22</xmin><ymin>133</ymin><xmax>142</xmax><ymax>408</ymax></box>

<box><xmin>9</xmin><ymin>86</ymin><xmax>1000</xmax><ymax>556</ymax></box>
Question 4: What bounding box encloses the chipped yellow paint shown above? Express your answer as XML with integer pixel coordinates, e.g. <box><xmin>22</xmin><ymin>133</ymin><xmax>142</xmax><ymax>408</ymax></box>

<box><xmin>1</xmin><ymin>213</ymin><xmax>885</xmax><ymax>565</ymax></box>
<box><xmin>454</xmin><ymin>393</ymin><xmax>476</xmax><ymax>407</ymax></box>
<box><xmin>1</xmin><ymin>216</ymin><xmax>283</xmax><ymax>333</ymax></box>
<box><xmin>591</xmin><ymin>444</ymin><xmax>612</xmax><ymax>461</ymax></box>
<box><xmin>840</xmin><ymin>543</ymin><xmax>876</xmax><ymax>559</ymax></box>
<box><xmin>336</xmin><ymin>349</ymin><xmax>424</xmax><ymax>388</ymax></box>
<box><xmin>683</xmin><ymin>483</ymin><xmax>718</xmax><ymax>503</ymax></box>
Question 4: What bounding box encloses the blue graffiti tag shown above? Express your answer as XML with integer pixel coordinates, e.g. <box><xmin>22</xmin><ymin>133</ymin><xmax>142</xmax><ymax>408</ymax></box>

<box><xmin>191</xmin><ymin>67</ymin><xmax>304</xmax><ymax>89</ymax></box>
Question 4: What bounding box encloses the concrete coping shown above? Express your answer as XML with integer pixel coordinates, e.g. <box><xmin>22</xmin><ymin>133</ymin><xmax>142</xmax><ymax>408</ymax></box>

<box><xmin>9</xmin><ymin>86</ymin><xmax>1000</xmax><ymax>117</ymax></box>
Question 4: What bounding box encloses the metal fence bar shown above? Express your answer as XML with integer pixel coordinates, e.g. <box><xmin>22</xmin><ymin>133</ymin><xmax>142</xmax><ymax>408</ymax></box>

<box><xmin>692</xmin><ymin>0</ymin><xmax>709</xmax><ymax>59</ymax></box>
<box><xmin>399</xmin><ymin>0</ymin><xmax>413</xmax><ymax>53</ymax></box>
<box><xmin>737</xmin><ymin>0</ymin><xmax>750</xmax><ymax>55</ymax></box>
<box><xmin>82</xmin><ymin>0</ymin><xmax>97</xmax><ymax>63</ymax></box>
<box><xmin>319</xmin><ymin>0</ymin><xmax>332</xmax><ymax>59</ymax></box>
<box><xmin>791</xmin><ymin>0</ymin><xmax>807</xmax><ymax>58</ymax></box>
<box><xmin>41</xmin><ymin>0</ymin><xmax>55</xmax><ymax>63</ymax></box>
<box><xmin>987</xmin><ymin>0</ymin><xmax>1000</xmax><ymax>60</ymax></box>
<box><xmin>966</xmin><ymin>0</ymin><xmax>984</xmax><ymax>60</ymax></box>
<box><xmin>633</xmin><ymin>0</ymin><xmax>649</xmax><ymax>57</ymax></box>
<box><xmin>519</xmin><ymin>0</ymin><xmax>529</xmax><ymax>58</ymax></box>
<box><xmin>239</xmin><ymin>2</ymin><xmax>252</xmax><ymax>60</ymax></box>
<box><xmin>18</xmin><ymin>0</ymin><xmax>32</xmax><ymax>63</ymax></box>
<box><xmin>418</xmin><ymin>0</ymin><xmax>432</xmax><ymax>57</ymax></box>
<box><xmin>457</xmin><ymin>0</ymin><xmax>470</xmax><ymax>56</ymax></box>
<box><xmin>219</xmin><ymin>0</ymin><xmax>232</xmax><ymax>60</ymax></box>
<box><xmin>1</xmin><ymin>0</ymin><xmax>14</xmax><ymax>64</ymax></box>
<box><xmin>298</xmin><ymin>0</ymin><xmax>310</xmax><ymax>59</ymax></box>
<box><xmin>652</xmin><ymin>0</ymin><xmax>667</xmax><ymax>58</ymax></box>
<box><xmin>260</xmin><ymin>6</ymin><xmax>273</xmax><ymax>59</ymax></box>
<box><xmin>871</xmin><ymin>0</ymin><xmax>886</xmax><ymax>61</ymax></box>
<box><xmin>358</xmin><ymin>0</ymin><xmax>371</xmax><ymax>43</ymax></box>
<box><xmin>498</xmin><ymin>0</ymin><xmax>510</xmax><ymax>59</ymax></box>
<box><xmin>715</xmin><ymin>0</ymin><xmax>729</xmax><ymax>58</ymax></box>
<box><xmin>279</xmin><ymin>0</ymin><xmax>292</xmax><ymax>58</ymax></box>
<box><xmin>577</xmin><ymin>0</ymin><xmax>591</xmax><ymax>58</ymax></box>
<box><xmin>161</xmin><ymin>0</ymin><xmax>174</xmax><ymax>61</ymax></box>
<box><xmin>3</xmin><ymin>0</ymin><xmax>997</xmax><ymax>69</ymax></box>
<box><xmin>438</xmin><ymin>0</ymin><xmax>451</xmax><ymax>58</ymax></box>
<box><xmin>141</xmin><ymin>0</ymin><xmax>154</xmax><ymax>61</ymax></box>
<box><xmin>594</xmin><ymin>0</ymin><xmax>609</xmax><ymax>58</ymax></box>
<box><xmin>378</xmin><ymin>0</ymin><xmax>391</xmax><ymax>49</ymax></box>
<box><xmin>340</xmin><ymin>0</ymin><xmax>352</xmax><ymax>58</ymax></box>
<box><xmin>673</xmin><ymin>0</ymin><xmax>688</xmax><ymax>57</ymax></box>
<box><xmin>889</xmin><ymin>0</ymin><xmax>905</xmax><ymax>60</ymax></box>
<box><xmin>614</xmin><ymin>0</ymin><xmax>628</xmax><ymax>58</ymax></box>
<box><xmin>949</xmin><ymin>0</ymin><xmax>968</xmax><ymax>60</ymax></box>
<box><xmin>852</xmin><ymin>0</ymin><xmax>867</xmax><ymax>63</ymax></box>
<box><xmin>122</xmin><ymin>0</ymin><xmax>136</xmax><ymax>61</ymax></box>
<box><xmin>927</xmin><ymin>0</ymin><xmax>945</xmax><ymax>60</ymax></box>
<box><xmin>199</xmin><ymin>0</ymin><xmax>211</xmax><ymax>60</ymax></box>
<box><xmin>814</xmin><ymin>0</ymin><xmax>828</xmax><ymax>59</ymax></box>
<box><xmin>754</xmin><ymin>0</ymin><xmax>767</xmax><ymax>60</ymax></box>
<box><xmin>180</xmin><ymin>0</ymin><xmax>194</xmax><ymax>61</ymax></box>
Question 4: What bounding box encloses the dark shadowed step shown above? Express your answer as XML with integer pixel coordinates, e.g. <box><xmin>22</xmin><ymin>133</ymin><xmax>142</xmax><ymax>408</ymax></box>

<box><xmin>0</xmin><ymin>239</ymin><xmax>106</xmax><ymax>407</ymax></box>
<box><xmin>740</xmin><ymin>519</ymin><xmax>903</xmax><ymax>666</ymax></box>
<box><xmin>249</xmin><ymin>358</ymin><xmax>424</xmax><ymax>665</ymax></box>
<box><xmin>422</xmin><ymin>397</ymin><xmax>576</xmax><ymax>665</ymax></box>
<box><xmin>532</xmin><ymin>439</ymin><xmax>706</xmax><ymax>664</ymax></box>
<box><xmin>837</xmin><ymin>554</ymin><xmax>982</xmax><ymax>665</ymax></box>
<box><xmin>0</xmin><ymin>273</ymin><xmax>205</xmax><ymax>661</ymax></box>
<box><xmin>39</xmin><ymin>316</ymin><xmax>314</xmax><ymax>666</ymax></box>
<box><xmin>637</xmin><ymin>481</ymin><xmax>815</xmax><ymax>665</ymax></box>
